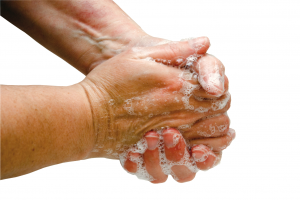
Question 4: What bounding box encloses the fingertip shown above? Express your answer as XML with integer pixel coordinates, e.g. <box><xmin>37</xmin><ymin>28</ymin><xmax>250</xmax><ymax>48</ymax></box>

<box><xmin>197</xmin><ymin>54</ymin><xmax>225</xmax><ymax>97</ymax></box>
<box><xmin>199</xmin><ymin>76</ymin><xmax>224</xmax><ymax>97</ymax></box>
<box><xmin>175</xmin><ymin>173</ymin><xmax>196</xmax><ymax>183</ymax></box>
<box><xmin>162</xmin><ymin>128</ymin><xmax>186</xmax><ymax>162</ymax></box>
<box><xmin>188</xmin><ymin>36</ymin><xmax>210</xmax><ymax>54</ymax></box>
<box><xmin>162</xmin><ymin>128</ymin><xmax>181</xmax><ymax>149</ymax></box>
<box><xmin>162</xmin><ymin>127</ymin><xmax>181</xmax><ymax>134</ymax></box>
<box><xmin>196</xmin><ymin>153</ymin><xmax>217</xmax><ymax>171</ymax></box>
<box><xmin>191</xmin><ymin>144</ymin><xmax>210</xmax><ymax>162</ymax></box>
<box><xmin>192</xmin><ymin>145</ymin><xmax>217</xmax><ymax>170</ymax></box>
<box><xmin>124</xmin><ymin>160</ymin><xmax>137</xmax><ymax>173</ymax></box>
<box><xmin>150</xmin><ymin>176</ymin><xmax>168</xmax><ymax>184</ymax></box>
<box><xmin>171</xmin><ymin>165</ymin><xmax>196</xmax><ymax>183</ymax></box>
<box><xmin>124</xmin><ymin>152</ymin><xmax>140</xmax><ymax>173</ymax></box>
<box><xmin>145</xmin><ymin>131</ymin><xmax>159</xmax><ymax>150</ymax></box>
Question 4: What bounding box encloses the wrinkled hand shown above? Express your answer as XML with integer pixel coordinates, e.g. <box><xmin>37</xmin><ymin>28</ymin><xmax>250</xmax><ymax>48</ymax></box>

<box><xmin>2</xmin><ymin>0</ymin><xmax>234</xmax><ymax>181</ymax></box>
<box><xmin>81</xmin><ymin>38</ymin><xmax>231</xmax><ymax>160</ymax></box>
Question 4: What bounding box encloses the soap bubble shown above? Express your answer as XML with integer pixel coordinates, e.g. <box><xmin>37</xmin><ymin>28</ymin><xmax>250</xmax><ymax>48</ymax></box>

<box><xmin>120</xmin><ymin>128</ymin><xmax>200</xmax><ymax>182</ymax></box>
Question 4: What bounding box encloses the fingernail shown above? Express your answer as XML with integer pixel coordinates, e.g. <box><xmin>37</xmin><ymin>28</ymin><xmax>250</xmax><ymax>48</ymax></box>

<box><xmin>192</xmin><ymin>145</ymin><xmax>209</xmax><ymax>162</ymax></box>
<box><xmin>163</xmin><ymin>129</ymin><xmax>180</xmax><ymax>148</ymax></box>
<box><xmin>145</xmin><ymin>133</ymin><xmax>159</xmax><ymax>150</ymax></box>
<box><xmin>207</xmin><ymin>74</ymin><xmax>224</xmax><ymax>97</ymax></box>
<box><xmin>192</xmin><ymin>151</ymin><xmax>209</xmax><ymax>162</ymax></box>
<box><xmin>189</xmin><ymin>37</ymin><xmax>208</xmax><ymax>51</ymax></box>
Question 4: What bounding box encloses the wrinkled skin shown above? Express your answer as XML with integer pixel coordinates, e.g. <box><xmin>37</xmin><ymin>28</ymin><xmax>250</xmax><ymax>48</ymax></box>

<box><xmin>3</xmin><ymin>0</ymin><xmax>234</xmax><ymax>183</ymax></box>
<box><xmin>80</xmin><ymin>39</ymin><xmax>234</xmax><ymax>183</ymax></box>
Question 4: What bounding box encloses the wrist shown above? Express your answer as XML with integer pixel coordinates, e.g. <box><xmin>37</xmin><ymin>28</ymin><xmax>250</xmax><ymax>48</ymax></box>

<box><xmin>65</xmin><ymin>84</ymin><xmax>96</xmax><ymax>160</ymax></box>
<box><xmin>1</xmin><ymin>84</ymin><xmax>97</xmax><ymax>178</ymax></box>
<box><xmin>2</xmin><ymin>0</ymin><xmax>148</xmax><ymax>75</ymax></box>
<box><xmin>78</xmin><ymin>79</ymin><xmax>111</xmax><ymax>158</ymax></box>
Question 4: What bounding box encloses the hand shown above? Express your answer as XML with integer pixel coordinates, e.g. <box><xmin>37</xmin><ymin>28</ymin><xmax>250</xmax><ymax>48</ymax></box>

<box><xmin>2</xmin><ymin>0</ymin><xmax>172</xmax><ymax>74</ymax></box>
<box><xmin>80</xmin><ymin>38</ymin><xmax>231</xmax><ymax>159</ymax></box>
<box><xmin>1</xmin><ymin>0</ymin><xmax>234</xmax><ymax>180</ymax></box>
<box><xmin>1</xmin><ymin>0</ymin><xmax>226</xmax><ymax>78</ymax></box>
<box><xmin>122</xmin><ymin>128</ymin><xmax>235</xmax><ymax>183</ymax></box>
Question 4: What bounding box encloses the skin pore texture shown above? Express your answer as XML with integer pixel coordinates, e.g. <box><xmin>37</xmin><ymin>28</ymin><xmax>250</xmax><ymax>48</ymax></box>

<box><xmin>1</xmin><ymin>0</ymin><xmax>235</xmax><ymax>183</ymax></box>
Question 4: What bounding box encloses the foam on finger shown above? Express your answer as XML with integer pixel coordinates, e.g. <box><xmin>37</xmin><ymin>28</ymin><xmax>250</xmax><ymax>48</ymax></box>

<box><xmin>119</xmin><ymin>128</ymin><xmax>200</xmax><ymax>182</ymax></box>
<box><xmin>119</xmin><ymin>137</ymin><xmax>155</xmax><ymax>181</ymax></box>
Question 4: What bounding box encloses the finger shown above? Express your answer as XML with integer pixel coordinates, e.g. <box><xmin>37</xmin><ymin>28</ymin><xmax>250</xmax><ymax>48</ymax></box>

<box><xmin>123</xmin><ymin>151</ymin><xmax>140</xmax><ymax>173</ymax></box>
<box><xmin>193</xmin><ymin>75</ymin><xmax>229</xmax><ymax>98</ymax></box>
<box><xmin>162</xmin><ymin>128</ymin><xmax>196</xmax><ymax>183</ymax></box>
<box><xmin>163</xmin><ymin>128</ymin><xmax>185</xmax><ymax>161</ymax></box>
<box><xmin>180</xmin><ymin>91</ymin><xmax>231</xmax><ymax>113</ymax></box>
<box><xmin>150</xmin><ymin>95</ymin><xmax>231</xmax><ymax>130</ymax></box>
<box><xmin>146</xmin><ymin>90</ymin><xmax>231</xmax><ymax>116</ymax></box>
<box><xmin>143</xmin><ymin>131</ymin><xmax>168</xmax><ymax>183</ymax></box>
<box><xmin>189</xmin><ymin>128</ymin><xmax>236</xmax><ymax>152</ymax></box>
<box><xmin>171</xmin><ymin>165</ymin><xmax>196</xmax><ymax>183</ymax></box>
<box><xmin>182</xmin><ymin>114</ymin><xmax>230</xmax><ymax>139</ymax></box>
<box><xmin>192</xmin><ymin>54</ymin><xmax>225</xmax><ymax>97</ymax></box>
<box><xmin>169</xmin><ymin>91</ymin><xmax>231</xmax><ymax>116</ymax></box>
<box><xmin>192</xmin><ymin>145</ymin><xmax>222</xmax><ymax>170</ymax></box>
<box><xmin>135</xmin><ymin>37</ymin><xmax>210</xmax><ymax>62</ymax></box>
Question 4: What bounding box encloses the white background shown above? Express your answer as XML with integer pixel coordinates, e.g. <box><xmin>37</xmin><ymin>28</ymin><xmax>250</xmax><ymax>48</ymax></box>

<box><xmin>1</xmin><ymin>0</ymin><xmax>300</xmax><ymax>199</ymax></box>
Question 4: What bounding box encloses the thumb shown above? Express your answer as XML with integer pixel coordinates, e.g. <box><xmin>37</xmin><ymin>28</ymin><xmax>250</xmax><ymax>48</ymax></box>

<box><xmin>193</xmin><ymin>54</ymin><xmax>225</xmax><ymax>97</ymax></box>
<box><xmin>132</xmin><ymin>37</ymin><xmax>225</xmax><ymax>97</ymax></box>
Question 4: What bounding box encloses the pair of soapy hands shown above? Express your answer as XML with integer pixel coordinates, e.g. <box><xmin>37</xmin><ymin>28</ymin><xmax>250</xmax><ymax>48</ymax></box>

<box><xmin>3</xmin><ymin>0</ymin><xmax>234</xmax><ymax>183</ymax></box>
<box><xmin>20</xmin><ymin>0</ymin><xmax>234</xmax><ymax>183</ymax></box>
<box><xmin>81</xmin><ymin>35</ymin><xmax>235</xmax><ymax>183</ymax></box>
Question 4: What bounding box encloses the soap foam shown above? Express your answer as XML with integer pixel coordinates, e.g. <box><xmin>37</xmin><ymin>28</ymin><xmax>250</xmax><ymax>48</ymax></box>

<box><xmin>119</xmin><ymin>128</ymin><xmax>233</xmax><ymax>182</ymax></box>
<box><xmin>192</xmin><ymin>145</ymin><xmax>212</xmax><ymax>162</ymax></box>
<box><xmin>119</xmin><ymin>138</ymin><xmax>155</xmax><ymax>181</ymax></box>
<box><xmin>123</xmin><ymin>99</ymin><xmax>136</xmax><ymax>115</ymax></box>
<box><xmin>120</xmin><ymin>128</ymin><xmax>201</xmax><ymax>182</ymax></box>
<box><xmin>211</xmin><ymin>92</ymin><xmax>230</xmax><ymax>111</ymax></box>
<box><xmin>179</xmin><ymin>78</ymin><xmax>200</xmax><ymax>110</ymax></box>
